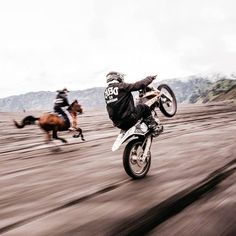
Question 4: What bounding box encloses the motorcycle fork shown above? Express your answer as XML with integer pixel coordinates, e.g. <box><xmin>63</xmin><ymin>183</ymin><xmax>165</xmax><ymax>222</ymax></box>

<box><xmin>141</xmin><ymin>135</ymin><xmax>153</xmax><ymax>162</ymax></box>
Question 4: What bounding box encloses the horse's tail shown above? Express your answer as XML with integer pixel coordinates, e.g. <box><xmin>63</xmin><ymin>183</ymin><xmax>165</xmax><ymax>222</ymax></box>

<box><xmin>13</xmin><ymin>115</ymin><xmax>39</xmax><ymax>129</ymax></box>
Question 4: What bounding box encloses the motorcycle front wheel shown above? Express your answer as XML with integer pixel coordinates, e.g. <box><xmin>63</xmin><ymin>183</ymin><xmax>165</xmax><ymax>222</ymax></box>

<box><xmin>157</xmin><ymin>84</ymin><xmax>177</xmax><ymax>117</ymax></box>
<box><xmin>123</xmin><ymin>139</ymin><xmax>151</xmax><ymax>179</ymax></box>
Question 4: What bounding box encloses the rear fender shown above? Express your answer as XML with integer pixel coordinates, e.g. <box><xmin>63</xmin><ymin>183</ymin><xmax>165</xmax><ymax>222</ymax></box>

<box><xmin>112</xmin><ymin>123</ymin><xmax>148</xmax><ymax>151</ymax></box>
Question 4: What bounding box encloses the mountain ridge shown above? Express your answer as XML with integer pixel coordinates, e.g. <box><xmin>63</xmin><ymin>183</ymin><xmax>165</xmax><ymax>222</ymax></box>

<box><xmin>1</xmin><ymin>73</ymin><xmax>236</xmax><ymax>111</ymax></box>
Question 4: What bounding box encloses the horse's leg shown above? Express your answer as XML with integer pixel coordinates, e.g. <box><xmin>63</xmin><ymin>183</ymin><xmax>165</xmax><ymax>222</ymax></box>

<box><xmin>45</xmin><ymin>131</ymin><xmax>52</xmax><ymax>143</ymax></box>
<box><xmin>52</xmin><ymin>129</ymin><xmax>67</xmax><ymax>143</ymax></box>
<box><xmin>73</xmin><ymin>127</ymin><xmax>85</xmax><ymax>141</ymax></box>
<box><xmin>79</xmin><ymin>128</ymin><xmax>85</xmax><ymax>141</ymax></box>
<box><xmin>72</xmin><ymin>114</ymin><xmax>77</xmax><ymax>129</ymax></box>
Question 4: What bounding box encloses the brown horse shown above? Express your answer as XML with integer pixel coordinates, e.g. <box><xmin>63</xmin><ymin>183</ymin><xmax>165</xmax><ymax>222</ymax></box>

<box><xmin>13</xmin><ymin>99</ymin><xmax>85</xmax><ymax>143</ymax></box>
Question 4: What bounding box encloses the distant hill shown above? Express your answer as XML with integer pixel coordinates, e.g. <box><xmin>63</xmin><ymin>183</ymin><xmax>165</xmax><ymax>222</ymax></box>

<box><xmin>0</xmin><ymin>73</ymin><xmax>236</xmax><ymax>111</ymax></box>
<box><xmin>0</xmin><ymin>88</ymin><xmax>105</xmax><ymax>112</ymax></box>
<box><xmin>192</xmin><ymin>79</ymin><xmax>236</xmax><ymax>103</ymax></box>
<box><xmin>154</xmin><ymin>73</ymin><xmax>236</xmax><ymax>104</ymax></box>
<box><xmin>156</xmin><ymin>77</ymin><xmax>212</xmax><ymax>104</ymax></box>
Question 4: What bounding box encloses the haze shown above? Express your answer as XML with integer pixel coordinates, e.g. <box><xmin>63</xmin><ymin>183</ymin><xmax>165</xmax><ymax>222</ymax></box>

<box><xmin>0</xmin><ymin>0</ymin><xmax>235</xmax><ymax>98</ymax></box>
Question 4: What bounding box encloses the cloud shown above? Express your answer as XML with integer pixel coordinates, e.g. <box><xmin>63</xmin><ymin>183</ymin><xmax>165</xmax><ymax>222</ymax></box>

<box><xmin>0</xmin><ymin>0</ymin><xmax>236</xmax><ymax>97</ymax></box>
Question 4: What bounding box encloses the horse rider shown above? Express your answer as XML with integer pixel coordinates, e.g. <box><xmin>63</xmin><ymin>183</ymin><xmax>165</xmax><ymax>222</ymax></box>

<box><xmin>104</xmin><ymin>71</ymin><xmax>163</xmax><ymax>133</ymax></box>
<box><xmin>53</xmin><ymin>88</ymin><xmax>76</xmax><ymax>131</ymax></box>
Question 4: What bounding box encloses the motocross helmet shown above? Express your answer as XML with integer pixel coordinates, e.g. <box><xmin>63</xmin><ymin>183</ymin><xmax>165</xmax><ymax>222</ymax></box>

<box><xmin>106</xmin><ymin>71</ymin><xmax>125</xmax><ymax>84</ymax></box>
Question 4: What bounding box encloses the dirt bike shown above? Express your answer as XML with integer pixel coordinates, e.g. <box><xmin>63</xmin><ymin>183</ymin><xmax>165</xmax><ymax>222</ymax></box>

<box><xmin>111</xmin><ymin>81</ymin><xmax>177</xmax><ymax>179</ymax></box>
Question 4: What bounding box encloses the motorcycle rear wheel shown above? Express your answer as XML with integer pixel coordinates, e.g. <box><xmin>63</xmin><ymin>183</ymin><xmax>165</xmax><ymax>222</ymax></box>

<box><xmin>123</xmin><ymin>139</ymin><xmax>151</xmax><ymax>179</ymax></box>
<box><xmin>157</xmin><ymin>84</ymin><xmax>177</xmax><ymax>117</ymax></box>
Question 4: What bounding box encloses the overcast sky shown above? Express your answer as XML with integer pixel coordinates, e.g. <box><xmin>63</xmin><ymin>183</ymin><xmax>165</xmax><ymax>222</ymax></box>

<box><xmin>0</xmin><ymin>0</ymin><xmax>236</xmax><ymax>98</ymax></box>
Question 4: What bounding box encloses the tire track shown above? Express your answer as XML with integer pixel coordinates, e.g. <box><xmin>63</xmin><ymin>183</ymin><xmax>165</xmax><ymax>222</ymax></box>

<box><xmin>0</xmin><ymin>179</ymin><xmax>130</xmax><ymax>235</ymax></box>
<box><xmin>110</xmin><ymin>159</ymin><xmax>236</xmax><ymax>236</ymax></box>
<box><xmin>1</xmin><ymin>159</ymin><xmax>235</xmax><ymax>235</ymax></box>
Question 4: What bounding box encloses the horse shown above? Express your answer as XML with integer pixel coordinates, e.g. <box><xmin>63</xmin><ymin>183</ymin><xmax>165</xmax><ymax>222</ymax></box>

<box><xmin>13</xmin><ymin>99</ymin><xmax>85</xmax><ymax>143</ymax></box>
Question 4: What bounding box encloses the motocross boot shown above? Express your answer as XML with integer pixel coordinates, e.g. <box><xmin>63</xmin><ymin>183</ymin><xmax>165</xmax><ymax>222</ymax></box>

<box><xmin>145</xmin><ymin>115</ymin><xmax>163</xmax><ymax>135</ymax></box>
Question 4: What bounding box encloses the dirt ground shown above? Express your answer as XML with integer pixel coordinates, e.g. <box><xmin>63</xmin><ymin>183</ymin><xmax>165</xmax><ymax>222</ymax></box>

<box><xmin>0</xmin><ymin>101</ymin><xmax>236</xmax><ymax>236</ymax></box>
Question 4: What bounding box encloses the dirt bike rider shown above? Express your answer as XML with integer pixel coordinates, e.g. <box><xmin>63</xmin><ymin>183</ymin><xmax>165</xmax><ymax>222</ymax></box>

<box><xmin>53</xmin><ymin>88</ymin><xmax>75</xmax><ymax>131</ymax></box>
<box><xmin>104</xmin><ymin>71</ymin><xmax>163</xmax><ymax>133</ymax></box>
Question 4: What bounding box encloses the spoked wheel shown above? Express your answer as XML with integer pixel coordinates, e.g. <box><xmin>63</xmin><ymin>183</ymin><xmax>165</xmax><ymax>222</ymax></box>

<box><xmin>123</xmin><ymin>139</ymin><xmax>151</xmax><ymax>179</ymax></box>
<box><xmin>157</xmin><ymin>84</ymin><xmax>177</xmax><ymax>117</ymax></box>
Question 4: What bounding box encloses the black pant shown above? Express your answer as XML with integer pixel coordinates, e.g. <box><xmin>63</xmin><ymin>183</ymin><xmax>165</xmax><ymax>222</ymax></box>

<box><xmin>117</xmin><ymin>104</ymin><xmax>151</xmax><ymax>130</ymax></box>
<box><xmin>134</xmin><ymin>104</ymin><xmax>151</xmax><ymax>120</ymax></box>
<box><xmin>54</xmin><ymin>106</ymin><xmax>70</xmax><ymax>128</ymax></box>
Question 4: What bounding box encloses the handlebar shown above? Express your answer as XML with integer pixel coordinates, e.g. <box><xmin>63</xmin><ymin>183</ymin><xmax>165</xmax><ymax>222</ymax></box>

<box><xmin>138</xmin><ymin>85</ymin><xmax>160</xmax><ymax>98</ymax></box>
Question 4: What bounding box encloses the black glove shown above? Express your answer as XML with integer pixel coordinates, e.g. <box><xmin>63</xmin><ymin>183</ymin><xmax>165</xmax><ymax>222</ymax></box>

<box><xmin>146</xmin><ymin>75</ymin><xmax>157</xmax><ymax>81</ymax></box>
